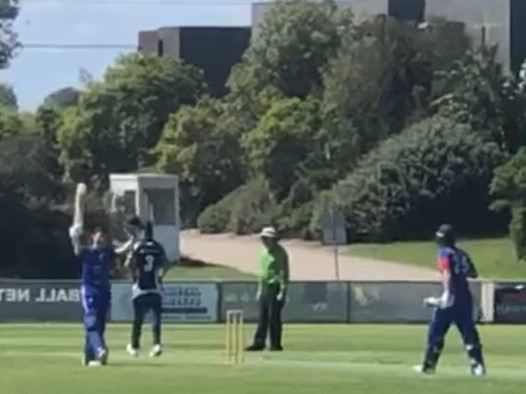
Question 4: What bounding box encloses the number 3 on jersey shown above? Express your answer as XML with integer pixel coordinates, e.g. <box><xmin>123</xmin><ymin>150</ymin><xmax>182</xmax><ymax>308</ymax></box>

<box><xmin>143</xmin><ymin>255</ymin><xmax>155</xmax><ymax>272</ymax></box>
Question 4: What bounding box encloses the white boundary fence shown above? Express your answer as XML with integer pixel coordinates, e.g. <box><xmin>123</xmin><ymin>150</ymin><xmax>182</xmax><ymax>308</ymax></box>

<box><xmin>0</xmin><ymin>280</ymin><xmax>524</xmax><ymax>323</ymax></box>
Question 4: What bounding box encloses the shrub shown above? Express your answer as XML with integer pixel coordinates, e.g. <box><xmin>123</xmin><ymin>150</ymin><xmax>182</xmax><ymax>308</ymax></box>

<box><xmin>197</xmin><ymin>188</ymin><xmax>242</xmax><ymax>234</ymax></box>
<box><xmin>197</xmin><ymin>176</ymin><xmax>278</xmax><ymax>235</ymax></box>
<box><xmin>275</xmin><ymin>177</ymin><xmax>318</xmax><ymax>239</ymax></box>
<box><xmin>228</xmin><ymin>176</ymin><xmax>278</xmax><ymax>235</ymax></box>
<box><xmin>490</xmin><ymin>147</ymin><xmax>526</xmax><ymax>260</ymax></box>
<box><xmin>316</xmin><ymin>116</ymin><xmax>506</xmax><ymax>241</ymax></box>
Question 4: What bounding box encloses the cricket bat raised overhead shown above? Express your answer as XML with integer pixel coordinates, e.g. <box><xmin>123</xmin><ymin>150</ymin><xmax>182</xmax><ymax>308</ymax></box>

<box><xmin>73</xmin><ymin>183</ymin><xmax>87</xmax><ymax>230</ymax></box>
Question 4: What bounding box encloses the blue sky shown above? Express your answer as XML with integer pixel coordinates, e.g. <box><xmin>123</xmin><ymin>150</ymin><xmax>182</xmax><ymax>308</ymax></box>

<box><xmin>1</xmin><ymin>0</ymin><xmax>255</xmax><ymax>111</ymax></box>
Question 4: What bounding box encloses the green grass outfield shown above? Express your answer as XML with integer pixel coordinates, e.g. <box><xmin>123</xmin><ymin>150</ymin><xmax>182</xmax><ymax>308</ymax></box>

<box><xmin>350</xmin><ymin>238</ymin><xmax>526</xmax><ymax>279</ymax></box>
<box><xmin>164</xmin><ymin>264</ymin><xmax>255</xmax><ymax>281</ymax></box>
<box><xmin>1</xmin><ymin>324</ymin><xmax>526</xmax><ymax>394</ymax></box>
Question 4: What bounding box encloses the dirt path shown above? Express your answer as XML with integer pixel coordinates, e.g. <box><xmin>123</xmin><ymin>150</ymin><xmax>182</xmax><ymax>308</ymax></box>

<box><xmin>181</xmin><ymin>231</ymin><xmax>438</xmax><ymax>281</ymax></box>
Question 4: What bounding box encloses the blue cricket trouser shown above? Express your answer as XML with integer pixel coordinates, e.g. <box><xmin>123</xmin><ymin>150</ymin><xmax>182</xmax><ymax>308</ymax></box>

<box><xmin>81</xmin><ymin>286</ymin><xmax>110</xmax><ymax>360</ymax></box>
<box><xmin>428</xmin><ymin>301</ymin><xmax>481</xmax><ymax>347</ymax></box>
<box><xmin>423</xmin><ymin>299</ymin><xmax>485</xmax><ymax>370</ymax></box>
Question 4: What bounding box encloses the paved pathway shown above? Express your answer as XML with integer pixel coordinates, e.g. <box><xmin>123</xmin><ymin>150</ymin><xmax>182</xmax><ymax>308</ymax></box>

<box><xmin>181</xmin><ymin>231</ymin><xmax>438</xmax><ymax>281</ymax></box>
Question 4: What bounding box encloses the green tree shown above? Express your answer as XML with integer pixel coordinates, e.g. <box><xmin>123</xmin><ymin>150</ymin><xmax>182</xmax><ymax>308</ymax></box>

<box><xmin>42</xmin><ymin>86</ymin><xmax>80</xmax><ymax>109</ymax></box>
<box><xmin>17</xmin><ymin>111</ymin><xmax>37</xmax><ymax>134</ymax></box>
<box><xmin>322</xmin><ymin>17</ymin><xmax>471</xmax><ymax>165</ymax></box>
<box><xmin>431</xmin><ymin>47</ymin><xmax>526</xmax><ymax>153</ymax></box>
<box><xmin>57</xmin><ymin>53</ymin><xmax>204</xmax><ymax>183</ymax></box>
<box><xmin>318</xmin><ymin>116</ymin><xmax>505</xmax><ymax>241</ymax></box>
<box><xmin>490</xmin><ymin>148</ymin><xmax>526</xmax><ymax>259</ymax></box>
<box><xmin>0</xmin><ymin>106</ymin><xmax>22</xmax><ymax>138</ymax></box>
<box><xmin>197</xmin><ymin>187</ymin><xmax>244</xmax><ymax>234</ymax></box>
<box><xmin>245</xmin><ymin>96</ymin><xmax>323</xmax><ymax>199</ymax></box>
<box><xmin>0</xmin><ymin>83</ymin><xmax>17</xmax><ymax>109</ymax></box>
<box><xmin>197</xmin><ymin>176</ymin><xmax>277</xmax><ymax>235</ymax></box>
<box><xmin>0</xmin><ymin>0</ymin><xmax>19</xmax><ymax>69</ymax></box>
<box><xmin>36</xmin><ymin>106</ymin><xmax>62</xmax><ymax>144</ymax></box>
<box><xmin>229</xmin><ymin>0</ymin><xmax>354</xmax><ymax>98</ymax></box>
<box><xmin>0</xmin><ymin>134</ymin><xmax>60</xmax><ymax>202</ymax></box>
<box><xmin>0</xmin><ymin>133</ymin><xmax>74</xmax><ymax>279</ymax></box>
<box><xmin>155</xmin><ymin>97</ymin><xmax>245</xmax><ymax>225</ymax></box>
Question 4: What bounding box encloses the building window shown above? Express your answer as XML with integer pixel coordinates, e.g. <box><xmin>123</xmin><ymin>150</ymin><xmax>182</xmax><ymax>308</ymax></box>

<box><xmin>511</xmin><ymin>0</ymin><xmax>526</xmax><ymax>74</ymax></box>
<box><xmin>144</xmin><ymin>188</ymin><xmax>176</xmax><ymax>225</ymax></box>
<box><xmin>157</xmin><ymin>39</ymin><xmax>164</xmax><ymax>57</ymax></box>
<box><xmin>388</xmin><ymin>0</ymin><xmax>425</xmax><ymax>24</ymax></box>
<box><xmin>113</xmin><ymin>190</ymin><xmax>136</xmax><ymax>216</ymax></box>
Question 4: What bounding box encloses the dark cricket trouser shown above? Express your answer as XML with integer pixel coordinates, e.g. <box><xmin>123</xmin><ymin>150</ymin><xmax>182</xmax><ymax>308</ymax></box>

<box><xmin>131</xmin><ymin>292</ymin><xmax>162</xmax><ymax>349</ymax></box>
<box><xmin>423</xmin><ymin>299</ymin><xmax>485</xmax><ymax>370</ymax></box>
<box><xmin>81</xmin><ymin>286</ymin><xmax>110</xmax><ymax>360</ymax></box>
<box><xmin>253</xmin><ymin>283</ymin><xmax>284</xmax><ymax>349</ymax></box>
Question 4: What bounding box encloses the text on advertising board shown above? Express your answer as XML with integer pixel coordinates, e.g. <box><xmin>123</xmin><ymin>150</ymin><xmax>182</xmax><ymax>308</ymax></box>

<box><xmin>110</xmin><ymin>282</ymin><xmax>218</xmax><ymax>322</ymax></box>
<box><xmin>163</xmin><ymin>286</ymin><xmax>206</xmax><ymax>313</ymax></box>
<box><xmin>494</xmin><ymin>283</ymin><xmax>526</xmax><ymax>323</ymax></box>
<box><xmin>0</xmin><ymin>287</ymin><xmax>80</xmax><ymax>303</ymax></box>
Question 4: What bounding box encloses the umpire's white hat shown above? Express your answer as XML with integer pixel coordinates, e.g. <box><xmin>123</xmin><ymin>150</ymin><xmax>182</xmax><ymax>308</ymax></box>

<box><xmin>259</xmin><ymin>226</ymin><xmax>277</xmax><ymax>238</ymax></box>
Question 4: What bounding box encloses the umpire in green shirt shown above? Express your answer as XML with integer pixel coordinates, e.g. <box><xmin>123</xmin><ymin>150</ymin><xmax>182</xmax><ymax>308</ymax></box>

<box><xmin>246</xmin><ymin>226</ymin><xmax>290</xmax><ymax>352</ymax></box>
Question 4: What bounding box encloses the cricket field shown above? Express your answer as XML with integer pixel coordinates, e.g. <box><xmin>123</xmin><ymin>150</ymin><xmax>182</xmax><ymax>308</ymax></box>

<box><xmin>1</xmin><ymin>324</ymin><xmax>525</xmax><ymax>393</ymax></box>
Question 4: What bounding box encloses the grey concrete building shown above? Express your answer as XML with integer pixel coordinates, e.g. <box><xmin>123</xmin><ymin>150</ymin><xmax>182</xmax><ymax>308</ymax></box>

<box><xmin>252</xmin><ymin>0</ymin><xmax>526</xmax><ymax>73</ymax></box>
<box><xmin>138</xmin><ymin>0</ymin><xmax>525</xmax><ymax>96</ymax></box>
<box><xmin>138</xmin><ymin>26</ymin><xmax>250</xmax><ymax>97</ymax></box>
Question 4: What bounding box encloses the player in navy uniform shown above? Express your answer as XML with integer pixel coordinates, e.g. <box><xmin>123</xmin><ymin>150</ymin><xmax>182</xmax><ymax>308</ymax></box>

<box><xmin>70</xmin><ymin>224</ymin><xmax>138</xmax><ymax>367</ymax></box>
<box><xmin>415</xmin><ymin>224</ymin><xmax>486</xmax><ymax>376</ymax></box>
<box><xmin>125</xmin><ymin>221</ymin><xmax>167</xmax><ymax>358</ymax></box>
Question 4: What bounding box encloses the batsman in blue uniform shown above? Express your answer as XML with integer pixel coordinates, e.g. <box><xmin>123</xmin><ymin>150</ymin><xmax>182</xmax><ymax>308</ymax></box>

<box><xmin>125</xmin><ymin>221</ymin><xmax>167</xmax><ymax>358</ymax></box>
<box><xmin>415</xmin><ymin>224</ymin><xmax>486</xmax><ymax>376</ymax></box>
<box><xmin>70</xmin><ymin>222</ymin><xmax>139</xmax><ymax>367</ymax></box>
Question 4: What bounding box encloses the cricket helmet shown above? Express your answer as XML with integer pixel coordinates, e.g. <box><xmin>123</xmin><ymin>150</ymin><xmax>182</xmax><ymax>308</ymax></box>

<box><xmin>435</xmin><ymin>223</ymin><xmax>455</xmax><ymax>246</ymax></box>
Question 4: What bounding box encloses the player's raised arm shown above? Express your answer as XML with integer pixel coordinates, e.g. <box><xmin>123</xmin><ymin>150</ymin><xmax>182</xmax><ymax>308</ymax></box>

<box><xmin>115</xmin><ymin>216</ymin><xmax>144</xmax><ymax>257</ymax></box>
<box><xmin>69</xmin><ymin>183</ymin><xmax>87</xmax><ymax>256</ymax></box>
<box><xmin>114</xmin><ymin>237</ymin><xmax>135</xmax><ymax>256</ymax></box>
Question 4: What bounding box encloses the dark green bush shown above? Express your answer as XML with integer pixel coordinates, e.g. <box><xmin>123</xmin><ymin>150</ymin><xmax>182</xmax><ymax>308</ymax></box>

<box><xmin>228</xmin><ymin>176</ymin><xmax>278</xmax><ymax>235</ymax></box>
<box><xmin>275</xmin><ymin>177</ymin><xmax>318</xmax><ymax>239</ymax></box>
<box><xmin>490</xmin><ymin>147</ymin><xmax>526</xmax><ymax>260</ymax></box>
<box><xmin>197</xmin><ymin>176</ymin><xmax>277</xmax><ymax>235</ymax></box>
<box><xmin>509</xmin><ymin>206</ymin><xmax>526</xmax><ymax>261</ymax></box>
<box><xmin>316</xmin><ymin>116</ymin><xmax>506</xmax><ymax>241</ymax></box>
<box><xmin>197</xmin><ymin>188</ymin><xmax>242</xmax><ymax>234</ymax></box>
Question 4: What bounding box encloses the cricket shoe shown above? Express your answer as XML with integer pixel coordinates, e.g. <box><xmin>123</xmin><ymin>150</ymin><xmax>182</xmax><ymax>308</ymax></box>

<box><xmin>81</xmin><ymin>355</ymin><xmax>90</xmax><ymax>366</ymax></box>
<box><xmin>82</xmin><ymin>356</ymin><xmax>102</xmax><ymax>367</ymax></box>
<box><xmin>126</xmin><ymin>344</ymin><xmax>139</xmax><ymax>357</ymax></box>
<box><xmin>150</xmin><ymin>344</ymin><xmax>162</xmax><ymax>358</ymax></box>
<box><xmin>96</xmin><ymin>348</ymin><xmax>108</xmax><ymax>365</ymax></box>
<box><xmin>471</xmin><ymin>364</ymin><xmax>486</xmax><ymax>377</ymax></box>
<box><xmin>412</xmin><ymin>365</ymin><xmax>435</xmax><ymax>374</ymax></box>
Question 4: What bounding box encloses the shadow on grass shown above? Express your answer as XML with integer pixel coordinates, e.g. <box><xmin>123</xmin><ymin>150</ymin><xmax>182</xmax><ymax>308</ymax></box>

<box><xmin>176</xmin><ymin>255</ymin><xmax>210</xmax><ymax>268</ymax></box>
<box><xmin>163</xmin><ymin>255</ymin><xmax>255</xmax><ymax>280</ymax></box>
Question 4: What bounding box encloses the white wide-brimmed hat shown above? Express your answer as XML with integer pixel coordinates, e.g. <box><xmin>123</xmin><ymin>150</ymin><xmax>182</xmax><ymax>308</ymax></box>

<box><xmin>259</xmin><ymin>226</ymin><xmax>277</xmax><ymax>238</ymax></box>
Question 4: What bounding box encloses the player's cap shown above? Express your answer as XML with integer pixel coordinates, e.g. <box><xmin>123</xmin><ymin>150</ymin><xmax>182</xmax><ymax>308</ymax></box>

<box><xmin>259</xmin><ymin>226</ymin><xmax>277</xmax><ymax>238</ymax></box>
<box><xmin>435</xmin><ymin>224</ymin><xmax>454</xmax><ymax>239</ymax></box>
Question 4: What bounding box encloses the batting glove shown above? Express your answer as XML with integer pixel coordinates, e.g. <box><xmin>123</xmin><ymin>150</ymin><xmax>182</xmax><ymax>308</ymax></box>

<box><xmin>423</xmin><ymin>296</ymin><xmax>440</xmax><ymax>308</ymax></box>
<box><xmin>69</xmin><ymin>224</ymin><xmax>83</xmax><ymax>238</ymax></box>
<box><xmin>423</xmin><ymin>292</ymin><xmax>453</xmax><ymax>309</ymax></box>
